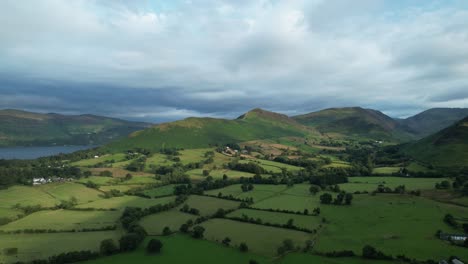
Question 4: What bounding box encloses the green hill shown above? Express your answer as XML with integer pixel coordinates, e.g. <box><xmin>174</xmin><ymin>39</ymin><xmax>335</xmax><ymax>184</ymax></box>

<box><xmin>399</xmin><ymin>108</ymin><xmax>468</xmax><ymax>138</ymax></box>
<box><xmin>292</xmin><ymin>107</ymin><xmax>413</xmax><ymax>142</ymax></box>
<box><xmin>402</xmin><ymin>117</ymin><xmax>468</xmax><ymax>167</ymax></box>
<box><xmin>0</xmin><ymin>109</ymin><xmax>150</xmax><ymax>146</ymax></box>
<box><xmin>105</xmin><ymin>108</ymin><xmax>319</xmax><ymax>152</ymax></box>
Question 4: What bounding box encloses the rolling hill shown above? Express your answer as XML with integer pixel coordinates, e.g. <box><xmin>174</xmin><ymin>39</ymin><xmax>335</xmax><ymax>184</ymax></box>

<box><xmin>398</xmin><ymin>108</ymin><xmax>468</xmax><ymax>138</ymax></box>
<box><xmin>105</xmin><ymin>108</ymin><xmax>320</xmax><ymax>152</ymax></box>
<box><xmin>0</xmin><ymin>109</ymin><xmax>151</xmax><ymax>146</ymax></box>
<box><xmin>402</xmin><ymin>116</ymin><xmax>468</xmax><ymax>167</ymax></box>
<box><xmin>292</xmin><ymin>107</ymin><xmax>414</xmax><ymax>142</ymax></box>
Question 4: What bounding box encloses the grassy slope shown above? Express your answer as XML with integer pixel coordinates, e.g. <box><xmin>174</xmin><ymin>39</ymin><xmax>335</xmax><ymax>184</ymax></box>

<box><xmin>0</xmin><ymin>109</ymin><xmax>149</xmax><ymax>146</ymax></box>
<box><xmin>293</xmin><ymin>107</ymin><xmax>414</xmax><ymax>142</ymax></box>
<box><xmin>105</xmin><ymin>109</ymin><xmax>317</xmax><ymax>152</ymax></box>
<box><xmin>402</xmin><ymin>117</ymin><xmax>468</xmax><ymax>167</ymax></box>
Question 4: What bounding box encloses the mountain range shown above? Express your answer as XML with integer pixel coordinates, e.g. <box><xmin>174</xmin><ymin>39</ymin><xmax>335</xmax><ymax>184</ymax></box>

<box><xmin>0</xmin><ymin>109</ymin><xmax>151</xmax><ymax>146</ymax></box>
<box><xmin>2</xmin><ymin>107</ymin><xmax>467</xmax><ymax>168</ymax></box>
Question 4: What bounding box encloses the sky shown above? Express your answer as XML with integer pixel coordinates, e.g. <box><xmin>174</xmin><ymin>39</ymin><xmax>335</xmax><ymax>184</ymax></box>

<box><xmin>1</xmin><ymin>0</ymin><xmax>468</xmax><ymax>122</ymax></box>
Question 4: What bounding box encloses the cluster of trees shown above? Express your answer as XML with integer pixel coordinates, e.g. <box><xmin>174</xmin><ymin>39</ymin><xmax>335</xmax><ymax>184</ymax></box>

<box><xmin>243</xmin><ymin>206</ymin><xmax>318</xmax><ymax>216</ymax></box>
<box><xmin>25</xmin><ymin>250</ymin><xmax>100</xmax><ymax>264</ymax></box>
<box><xmin>362</xmin><ymin>245</ymin><xmax>393</xmax><ymax>260</ymax></box>
<box><xmin>241</xmin><ymin>183</ymin><xmax>254</xmax><ymax>192</ymax></box>
<box><xmin>435</xmin><ymin>180</ymin><xmax>451</xmax><ymax>189</ymax></box>
<box><xmin>227</xmin><ymin>161</ymin><xmax>266</xmax><ymax>175</ymax></box>
<box><xmin>277</xmin><ymin>239</ymin><xmax>295</xmax><ymax>255</ymax></box>
<box><xmin>126</xmin><ymin>156</ymin><xmax>147</xmax><ymax>172</ymax></box>
<box><xmin>320</xmin><ymin>192</ymin><xmax>353</xmax><ymax>205</ymax></box>
<box><xmin>374</xmin><ymin>184</ymin><xmax>406</xmax><ymax>194</ymax></box>
<box><xmin>180</xmin><ymin>204</ymin><xmax>200</xmax><ymax>215</ymax></box>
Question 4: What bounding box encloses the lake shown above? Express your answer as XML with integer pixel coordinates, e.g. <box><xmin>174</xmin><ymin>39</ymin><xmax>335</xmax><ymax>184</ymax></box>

<box><xmin>0</xmin><ymin>146</ymin><xmax>96</xmax><ymax>160</ymax></box>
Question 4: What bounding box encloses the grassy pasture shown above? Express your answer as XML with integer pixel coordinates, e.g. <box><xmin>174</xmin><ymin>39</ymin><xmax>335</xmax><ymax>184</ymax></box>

<box><xmin>372</xmin><ymin>167</ymin><xmax>401</xmax><ymax>174</ymax></box>
<box><xmin>187</xmin><ymin>168</ymin><xmax>255</xmax><ymax>180</ymax></box>
<box><xmin>252</xmin><ymin>194</ymin><xmax>320</xmax><ymax>213</ymax></box>
<box><xmin>200</xmin><ymin>218</ymin><xmax>313</xmax><ymax>256</ymax></box>
<box><xmin>239</xmin><ymin>158</ymin><xmax>302</xmax><ymax>173</ymax></box>
<box><xmin>315</xmin><ymin>194</ymin><xmax>468</xmax><ymax>260</ymax></box>
<box><xmin>76</xmin><ymin>195</ymin><xmax>175</xmax><ymax>210</ymax></box>
<box><xmin>145</xmin><ymin>153</ymin><xmax>175</xmax><ymax>170</ymax></box>
<box><xmin>205</xmin><ymin>184</ymin><xmax>289</xmax><ymax>202</ymax></box>
<box><xmin>139</xmin><ymin>210</ymin><xmax>197</xmax><ymax>235</ymax></box>
<box><xmin>70</xmin><ymin>153</ymin><xmax>127</xmax><ymax>167</ymax></box>
<box><xmin>0</xmin><ymin>208</ymin><xmax>23</xmax><ymax>221</ymax></box>
<box><xmin>36</xmin><ymin>182</ymin><xmax>103</xmax><ymax>204</ymax></box>
<box><xmin>0</xmin><ymin>231</ymin><xmax>121</xmax><ymax>263</ymax></box>
<box><xmin>77</xmin><ymin>176</ymin><xmax>114</xmax><ymax>185</ymax></box>
<box><xmin>83</xmin><ymin>234</ymin><xmax>268</xmax><ymax>264</ymax></box>
<box><xmin>279</xmin><ymin>253</ymin><xmax>396</xmax><ymax>264</ymax></box>
<box><xmin>339</xmin><ymin>177</ymin><xmax>447</xmax><ymax>192</ymax></box>
<box><xmin>178</xmin><ymin>148</ymin><xmax>213</xmax><ymax>164</ymax></box>
<box><xmin>142</xmin><ymin>184</ymin><xmax>181</xmax><ymax>198</ymax></box>
<box><xmin>227</xmin><ymin>208</ymin><xmax>321</xmax><ymax>230</ymax></box>
<box><xmin>0</xmin><ymin>210</ymin><xmax>120</xmax><ymax>231</ymax></box>
<box><xmin>0</xmin><ymin>185</ymin><xmax>58</xmax><ymax>208</ymax></box>
<box><xmin>182</xmin><ymin>195</ymin><xmax>240</xmax><ymax>216</ymax></box>
<box><xmin>99</xmin><ymin>184</ymin><xmax>145</xmax><ymax>193</ymax></box>
<box><xmin>88</xmin><ymin>167</ymin><xmax>153</xmax><ymax>177</ymax></box>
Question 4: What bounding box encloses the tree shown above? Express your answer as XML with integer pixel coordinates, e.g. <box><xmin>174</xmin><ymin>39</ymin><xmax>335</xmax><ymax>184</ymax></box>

<box><xmin>119</xmin><ymin>233</ymin><xmax>142</xmax><ymax>252</ymax></box>
<box><xmin>239</xmin><ymin>242</ymin><xmax>249</xmax><ymax>252</ymax></box>
<box><xmin>313</xmin><ymin>207</ymin><xmax>321</xmax><ymax>215</ymax></box>
<box><xmin>286</xmin><ymin>218</ymin><xmax>294</xmax><ymax>228</ymax></box>
<box><xmin>362</xmin><ymin>245</ymin><xmax>377</xmax><ymax>259</ymax></box>
<box><xmin>163</xmin><ymin>226</ymin><xmax>172</xmax><ymax>236</ymax></box>
<box><xmin>222</xmin><ymin>237</ymin><xmax>231</xmax><ymax>246</ymax></box>
<box><xmin>100</xmin><ymin>239</ymin><xmax>118</xmax><ymax>256</ymax></box>
<box><xmin>345</xmin><ymin>193</ymin><xmax>353</xmax><ymax>205</ymax></box>
<box><xmin>203</xmin><ymin>170</ymin><xmax>210</xmax><ymax>176</ymax></box>
<box><xmin>319</xmin><ymin>193</ymin><xmax>333</xmax><ymax>204</ymax></box>
<box><xmin>309</xmin><ymin>185</ymin><xmax>320</xmax><ymax>195</ymax></box>
<box><xmin>192</xmin><ymin>226</ymin><xmax>205</xmax><ymax>239</ymax></box>
<box><xmin>179</xmin><ymin>223</ymin><xmax>189</xmax><ymax>233</ymax></box>
<box><xmin>147</xmin><ymin>239</ymin><xmax>163</xmax><ymax>254</ymax></box>
<box><xmin>125</xmin><ymin>173</ymin><xmax>133</xmax><ymax>180</ymax></box>
<box><xmin>249</xmin><ymin>260</ymin><xmax>259</xmax><ymax>264</ymax></box>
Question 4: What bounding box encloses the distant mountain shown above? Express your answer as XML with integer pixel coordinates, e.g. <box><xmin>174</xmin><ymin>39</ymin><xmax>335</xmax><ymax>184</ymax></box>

<box><xmin>105</xmin><ymin>108</ymin><xmax>319</xmax><ymax>152</ymax></box>
<box><xmin>292</xmin><ymin>107</ymin><xmax>414</xmax><ymax>142</ymax></box>
<box><xmin>0</xmin><ymin>109</ymin><xmax>151</xmax><ymax>146</ymax></box>
<box><xmin>401</xmin><ymin>116</ymin><xmax>468</xmax><ymax>167</ymax></box>
<box><xmin>398</xmin><ymin>108</ymin><xmax>468</xmax><ymax>138</ymax></box>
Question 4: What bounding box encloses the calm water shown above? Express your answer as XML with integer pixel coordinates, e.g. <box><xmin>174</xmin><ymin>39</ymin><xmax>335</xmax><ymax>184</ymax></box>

<box><xmin>0</xmin><ymin>146</ymin><xmax>96</xmax><ymax>160</ymax></box>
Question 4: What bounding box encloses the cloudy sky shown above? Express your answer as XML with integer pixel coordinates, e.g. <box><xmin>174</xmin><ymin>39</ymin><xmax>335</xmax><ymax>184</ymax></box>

<box><xmin>1</xmin><ymin>0</ymin><xmax>468</xmax><ymax>122</ymax></box>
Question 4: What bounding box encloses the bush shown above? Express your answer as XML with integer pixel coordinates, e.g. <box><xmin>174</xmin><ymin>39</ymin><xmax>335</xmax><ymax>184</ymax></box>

<box><xmin>100</xmin><ymin>239</ymin><xmax>118</xmax><ymax>256</ymax></box>
<box><xmin>147</xmin><ymin>239</ymin><xmax>163</xmax><ymax>254</ymax></box>
<box><xmin>192</xmin><ymin>226</ymin><xmax>205</xmax><ymax>239</ymax></box>
<box><xmin>119</xmin><ymin>233</ymin><xmax>144</xmax><ymax>252</ymax></box>
<box><xmin>239</xmin><ymin>242</ymin><xmax>249</xmax><ymax>252</ymax></box>
<box><xmin>163</xmin><ymin>226</ymin><xmax>172</xmax><ymax>236</ymax></box>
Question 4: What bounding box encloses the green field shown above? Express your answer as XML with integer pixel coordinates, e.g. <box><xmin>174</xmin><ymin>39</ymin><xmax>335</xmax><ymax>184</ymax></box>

<box><xmin>99</xmin><ymin>184</ymin><xmax>145</xmax><ymax>193</ymax></box>
<box><xmin>239</xmin><ymin>158</ymin><xmax>302</xmax><ymax>173</ymax></box>
<box><xmin>139</xmin><ymin>210</ymin><xmax>197</xmax><ymax>235</ymax></box>
<box><xmin>77</xmin><ymin>176</ymin><xmax>115</xmax><ymax>185</ymax></box>
<box><xmin>0</xmin><ymin>231</ymin><xmax>122</xmax><ymax>263</ymax></box>
<box><xmin>339</xmin><ymin>177</ymin><xmax>448</xmax><ymax>192</ymax></box>
<box><xmin>0</xmin><ymin>185</ymin><xmax>59</xmax><ymax>208</ymax></box>
<box><xmin>76</xmin><ymin>195</ymin><xmax>175</xmax><ymax>210</ymax></box>
<box><xmin>36</xmin><ymin>182</ymin><xmax>103</xmax><ymax>204</ymax></box>
<box><xmin>70</xmin><ymin>153</ymin><xmax>128</xmax><ymax>167</ymax></box>
<box><xmin>227</xmin><ymin>209</ymin><xmax>321</xmax><ymax>230</ymax></box>
<box><xmin>315</xmin><ymin>194</ymin><xmax>468</xmax><ymax>260</ymax></box>
<box><xmin>182</xmin><ymin>195</ymin><xmax>240</xmax><ymax>216</ymax></box>
<box><xmin>372</xmin><ymin>167</ymin><xmax>401</xmax><ymax>174</ymax></box>
<box><xmin>200</xmin><ymin>218</ymin><xmax>314</xmax><ymax>256</ymax></box>
<box><xmin>83</xmin><ymin>234</ymin><xmax>269</xmax><ymax>264</ymax></box>
<box><xmin>187</xmin><ymin>168</ymin><xmax>255</xmax><ymax>180</ymax></box>
<box><xmin>205</xmin><ymin>184</ymin><xmax>289</xmax><ymax>202</ymax></box>
<box><xmin>0</xmin><ymin>209</ymin><xmax>120</xmax><ymax>231</ymax></box>
<box><xmin>142</xmin><ymin>184</ymin><xmax>181</xmax><ymax>197</ymax></box>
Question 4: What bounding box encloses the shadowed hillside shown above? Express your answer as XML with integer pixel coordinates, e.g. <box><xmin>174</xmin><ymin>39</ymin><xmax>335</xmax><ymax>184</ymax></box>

<box><xmin>0</xmin><ymin>109</ymin><xmax>151</xmax><ymax>146</ymax></box>
<box><xmin>398</xmin><ymin>108</ymin><xmax>468</xmax><ymax>138</ymax></box>
<box><xmin>402</xmin><ymin>116</ymin><xmax>468</xmax><ymax>167</ymax></box>
<box><xmin>293</xmin><ymin>107</ymin><xmax>414</xmax><ymax>142</ymax></box>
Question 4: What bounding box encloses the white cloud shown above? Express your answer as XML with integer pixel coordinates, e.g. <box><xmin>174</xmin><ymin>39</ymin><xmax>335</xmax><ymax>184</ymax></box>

<box><xmin>0</xmin><ymin>0</ymin><xmax>467</xmax><ymax>120</ymax></box>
